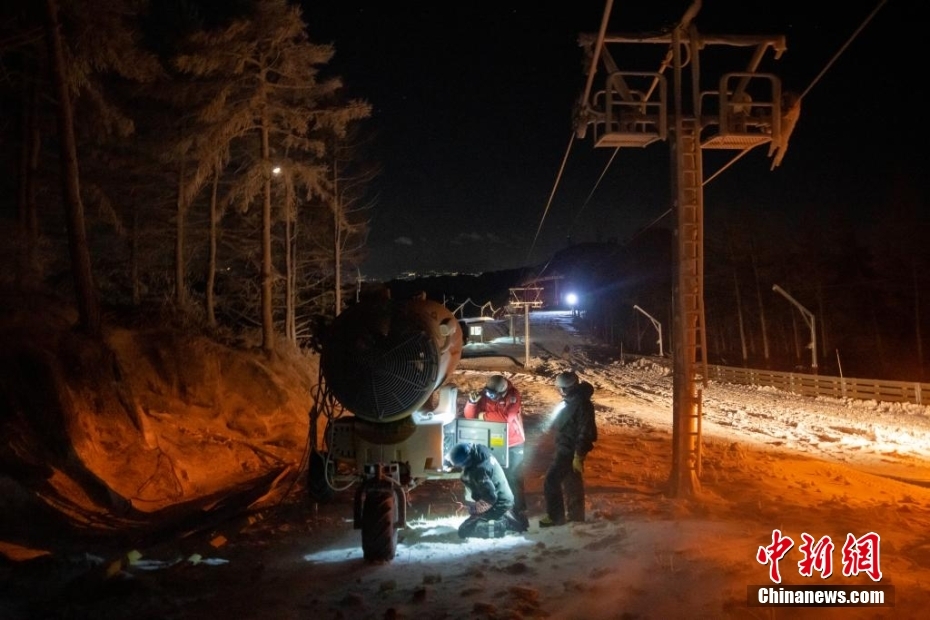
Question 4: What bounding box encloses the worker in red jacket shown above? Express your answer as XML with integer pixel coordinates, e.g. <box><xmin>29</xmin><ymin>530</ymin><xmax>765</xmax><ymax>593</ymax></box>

<box><xmin>463</xmin><ymin>374</ymin><xmax>528</xmax><ymax>528</ymax></box>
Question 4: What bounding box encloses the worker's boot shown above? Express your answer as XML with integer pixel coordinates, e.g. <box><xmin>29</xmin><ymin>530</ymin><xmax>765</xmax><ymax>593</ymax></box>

<box><xmin>539</xmin><ymin>515</ymin><xmax>565</xmax><ymax>528</ymax></box>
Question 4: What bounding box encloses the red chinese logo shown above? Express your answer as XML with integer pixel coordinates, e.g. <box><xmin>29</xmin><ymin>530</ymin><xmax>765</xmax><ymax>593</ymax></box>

<box><xmin>756</xmin><ymin>529</ymin><xmax>795</xmax><ymax>583</ymax></box>
<box><xmin>758</xmin><ymin>530</ymin><xmax>882</xmax><ymax>583</ymax></box>
<box><xmin>798</xmin><ymin>533</ymin><xmax>835</xmax><ymax>578</ymax></box>
<box><xmin>841</xmin><ymin>532</ymin><xmax>882</xmax><ymax>581</ymax></box>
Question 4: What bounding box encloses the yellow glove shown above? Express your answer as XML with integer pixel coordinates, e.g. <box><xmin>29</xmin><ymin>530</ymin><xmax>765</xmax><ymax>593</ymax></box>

<box><xmin>468</xmin><ymin>390</ymin><xmax>481</xmax><ymax>403</ymax></box>
<box><xmin>572</xmin><ymin>453</ymin><xmax>585</xmax><ymax>474</ymax></box>
<box><xmin>478</xmin><ymin>412</ymin><xmax>486</xmax><ymax>421</ymax></box>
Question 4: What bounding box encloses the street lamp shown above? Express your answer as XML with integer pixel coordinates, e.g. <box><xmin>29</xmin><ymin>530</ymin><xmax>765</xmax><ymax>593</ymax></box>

<box><xmin>772</xmin><ymin>284</ymin><xmax>817</xmax><ymax>374</ymax></box>
<box><xmin>633</xmin><ymin>304</ymin><xmax>664</xmax><ymax>357</ymax></box>
<box><xmin>565</xmin><ymin>292</ymin><xmax>578</xmax><ymax>317</ymax></box>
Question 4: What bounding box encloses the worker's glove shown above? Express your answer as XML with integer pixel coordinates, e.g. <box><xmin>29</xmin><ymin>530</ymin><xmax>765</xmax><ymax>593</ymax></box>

<box><xmin>477</xmin><ymin>412</ymin><xmax>486</xmax><ymax>421</ymax></box>
<box><xmin>572</xmin><ymin>453</ymin><xmax>585</xmax><ymax>474</ymax></box>
<box><xmin>468</xmin><ymin>390</ymin><xmax>481</xmax><ymax>403</ymax></box>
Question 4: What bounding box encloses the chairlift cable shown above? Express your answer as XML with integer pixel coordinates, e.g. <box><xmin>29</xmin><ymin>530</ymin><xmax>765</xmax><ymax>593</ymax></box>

<box><xmin>525</xmin><ymin>0</ymin><xmax>616</xmax><ymax>270</ymax></box>
<box><xmin>528</xmin><ymin>0</ymin><xmax>885</xmax><ymax>269</ymax></box>
<box><xmin>525</xmin><ymin>133</ymin><xmax>576</xmax><ymax>265</ymax></box>
<box><xmin>798</xmin><ymin>0</ymin><xmax>889</xmax><ymax>102</ymax></box>
<box><xmin>567</xmin><ymin>147</ymin><xmax>621</xmax><ymax>238</ymax></box>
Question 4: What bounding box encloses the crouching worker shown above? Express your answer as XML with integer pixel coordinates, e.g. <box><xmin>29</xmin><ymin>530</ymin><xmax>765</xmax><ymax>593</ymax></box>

<box><xmin>445</xmin><ymin>442</ymin><xmax>528</xmax><ymax>539</ymax></box>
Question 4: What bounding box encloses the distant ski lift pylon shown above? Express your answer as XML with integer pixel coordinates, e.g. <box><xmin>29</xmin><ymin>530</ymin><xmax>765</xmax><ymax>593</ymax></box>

<box><xmin>508</xmin><ymin>287</ymin><xmax>543</xmax><ymax>311</ymax></box>
<box><xmin>583</xmin><ymin>71</ymin><xmax>668</xmax><ymax>149</ymax></box>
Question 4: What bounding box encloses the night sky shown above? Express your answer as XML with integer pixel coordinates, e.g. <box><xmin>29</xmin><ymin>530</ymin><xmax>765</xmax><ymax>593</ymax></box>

<box><xmin>301</xmin><ymin>1</ymin><xmax>924</xmax><ymax>282</ymax></box>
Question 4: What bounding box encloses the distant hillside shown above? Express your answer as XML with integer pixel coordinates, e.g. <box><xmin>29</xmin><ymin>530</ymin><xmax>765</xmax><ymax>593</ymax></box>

<box><xmin>380</xmin><ymin>233</ymin><xmax>672</xmax><ymax>316</ymax></box>
<box><xmin>382</xmin><ymin>267</ymin><xmax>532</xmax><ymax>314</ymax></box>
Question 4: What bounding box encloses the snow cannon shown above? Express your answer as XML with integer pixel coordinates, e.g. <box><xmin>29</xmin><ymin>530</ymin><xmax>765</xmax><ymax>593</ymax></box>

<box><xmin>312</xmin><ymin>294</ymin><xmax>507</xmax><ymax>563</ymax></box>
<box><xmin>320</xmin><ymin>295</ymin><xmax>463</xmax><ymax>424</ymax></box>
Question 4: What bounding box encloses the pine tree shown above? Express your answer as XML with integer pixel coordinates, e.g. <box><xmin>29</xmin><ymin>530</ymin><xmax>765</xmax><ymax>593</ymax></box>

<box><xmin>174</xmin><ymin>0</ymin><xmax>369</xmax><ymax>351</ymax></box>
<box><xmin>39</xmin><ymin>0</ymin><xmax>161</xmax><ymax>334</ymax></box>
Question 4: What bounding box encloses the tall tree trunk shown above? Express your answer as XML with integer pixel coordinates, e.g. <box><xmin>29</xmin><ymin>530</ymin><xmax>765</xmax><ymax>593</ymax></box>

<box><xmin>733</xmin><ymin>269</ymin><xmax>748</xmax><ymax>365</ymax></box>
<box><xmin>16</xmin><ymin>66</ymin><xmax>37</xmax><ymax>284</ymax></box>
<box><xmin>174</xmin><ymin>152</ymin><xmax>187</xmax><ymax>307</ymax></box>
<box><xmin>284</xmin><ymin>177</ymin><xmax>295</xmax><ymax>345</ymax></box>
<box><xmin>44</xmin><ymin>0</ymin><xmax>100</xmax><ymax>336</ymax></box>
<box><xmin>285</xmin><ymin>215</ymin><xmax>295</xmax><ymax>344</ymax></box>
<box><xmin>27</xmin><ymin>103</ymin><xmax>41</xmax><ymax>242</ymax></box>
<box><xmin>869</xmin><ymin>296</ymin><xmax>887</xmax><ymax>375</ymax></box>
<box><xmin>18</xmin><ymin>56</ymin><xmax>41</xmax><ymax>253</ymax></box>
<box><xmin>206</xmin><ymin>169</ymin><xmax>219</xmax><ymax>327</ymax></box>
<box><xmin>17</xmin><ymin>75</ymin><xmax>29</xmax><ymax>235</ymax></box>
<box><xmin>750</xmin><ymin>239</ymin><xmax>770</xmax><ymax>367</ymax></box>
<box><xmin>816</xmin><ymin>283</ymin><xmax>829</xmax><ymax>365</ymax></box>
<box><xmin>915</xmin><ymin>261</ymin><xmax>924</xmax><ymax>381</ymax></box>
<box><xmin>332</xmin><ymin>158</ymin><xmax>342</xmax><ymax>317</ymax></box>
<box><xmin>260</xmin><ymin>109</ymin><xmax>275</xmax><ymax>352</ymax></box>
<box><xmin>722</xmin><ymin>235</ymin><xmax>748</xmax><ymax>366</ymax></box>
<box><xmin>131</xmin><ymin>207</ymin><xmax>140</xmax><ymax>305</ymax></box>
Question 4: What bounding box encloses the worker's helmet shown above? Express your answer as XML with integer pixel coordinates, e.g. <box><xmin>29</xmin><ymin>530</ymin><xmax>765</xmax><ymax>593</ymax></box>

<box><xmin>446</xmin><ymin>442</ymin><xmax>474</xmax><ymax>468</ymax></box>
<box><xmin>555</xmin><ymin>371</ymin><xmax>579</xmax><ymax>395</ymax></box>
<box><xmin>484</xmin><ymin>375</ymin><xmax>508</xmax><ymax>401</ymax></box>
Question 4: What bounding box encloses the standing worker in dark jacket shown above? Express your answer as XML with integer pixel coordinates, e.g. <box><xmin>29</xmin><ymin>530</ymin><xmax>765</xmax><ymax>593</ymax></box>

<box><xmin>463</xmin><ymin>374</ymin><xmax>528</xmax><ymax>529</ymax></box>
<box><xmin>445</xmin><ymin>442</ymin><xmax>528</xmax><ymax>538</ymax></box>
<box><xmin>539</xmin><ymin>371</ymin><xmax>598</xmax><ymax>527</ymax></box>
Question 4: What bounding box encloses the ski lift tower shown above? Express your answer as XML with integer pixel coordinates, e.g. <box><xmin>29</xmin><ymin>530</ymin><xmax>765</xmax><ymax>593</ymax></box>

<box><xmin>509</xmin><ymin>286</ymin><xmax>544</xmax><ymax>368</ymax></box>
<box><xmin>574</xmin><ymin>0</ymin><xmax>793</xmax><ymax>497</ymax></box>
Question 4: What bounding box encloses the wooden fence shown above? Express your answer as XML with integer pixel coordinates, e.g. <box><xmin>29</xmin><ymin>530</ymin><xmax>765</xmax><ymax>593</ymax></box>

<box><xmin>705</xmin><ymin>365</ymin><xmax>930</xmax><ymax>406</ymax></box>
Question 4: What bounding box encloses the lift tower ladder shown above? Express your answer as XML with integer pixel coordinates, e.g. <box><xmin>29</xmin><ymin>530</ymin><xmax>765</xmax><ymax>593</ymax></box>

<box><xmin>671</xmin><ymin>115</ymin><xmax>705</xmax><ymax>491</ymax></box>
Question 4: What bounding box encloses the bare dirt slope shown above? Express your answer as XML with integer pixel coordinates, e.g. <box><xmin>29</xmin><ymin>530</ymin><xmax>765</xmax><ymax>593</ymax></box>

<box><xmin>1</xmin><ymin>294</ymin><xmax>316</xmax><ymax>552</ymax></box>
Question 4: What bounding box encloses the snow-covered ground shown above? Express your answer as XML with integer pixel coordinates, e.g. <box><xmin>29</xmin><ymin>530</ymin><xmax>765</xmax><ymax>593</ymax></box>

<box><xmin>466</xmin><ymin>310</ymin><xmax>930</xmax><ymax>480</ymax></box>
<box><xmin>6</xmin><ymin>310</ymin><xmax>930</xmax><ymax>619</ymax></box>
<box><xmin>261</xmin><ymin>311</ymin><xmax>930</xmax><ymax>620</ymax></box>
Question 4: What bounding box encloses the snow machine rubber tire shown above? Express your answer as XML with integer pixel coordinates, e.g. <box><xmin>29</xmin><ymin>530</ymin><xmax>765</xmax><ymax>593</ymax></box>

<box><xmin>361</xmin><ymin>487</ymin><xmax>398</xmax><ymax>562</ymax></box>
<box><xmin>307</xmin><ymin>450</ymin><xmax>335</xmax><ymax>503</ymax></box>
